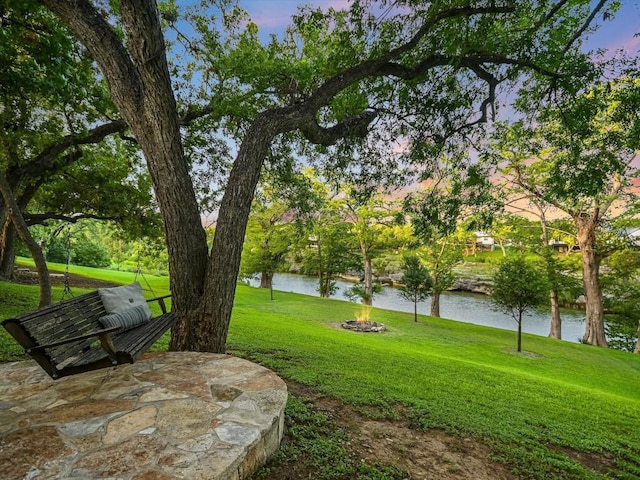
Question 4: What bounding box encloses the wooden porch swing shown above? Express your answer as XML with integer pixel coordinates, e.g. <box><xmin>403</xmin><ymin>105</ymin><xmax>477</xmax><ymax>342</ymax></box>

<box><xmin>2</xmin><ymin>282</ymin><xmax>177</xmax><ymax>379</ymax></box>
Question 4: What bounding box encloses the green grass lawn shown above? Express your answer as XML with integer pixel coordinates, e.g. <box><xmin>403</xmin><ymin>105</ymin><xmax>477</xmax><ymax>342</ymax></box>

<box><xmin>1</xmin><ymin>264</ymin><xmax>639</xmax><ymax>479</ymax></box>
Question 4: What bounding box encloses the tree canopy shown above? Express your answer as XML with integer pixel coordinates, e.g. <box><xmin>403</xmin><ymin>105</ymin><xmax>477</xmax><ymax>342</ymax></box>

<box><xmin>399</xmin><ymin>255</ymin><xmax>433</xmax><ymax>322</ymax></box>
<box><xmin>492</xmin><ymin>256</ymin><xmax>549</xmax><ymax>352</ymax></box>
<box><xmin>0</xmin><ymin>0</ymin><xmax>160</xmax><ymax>304</ymax></box>
<box><xmin>35</xmin><ymin>0</ymin><xmax>622</xmax><ymax>352</ymax></box>
<box><xmin>488</xmin><ymin>77</ymin><xmax>640</xmax><ymax>346</ymax></box>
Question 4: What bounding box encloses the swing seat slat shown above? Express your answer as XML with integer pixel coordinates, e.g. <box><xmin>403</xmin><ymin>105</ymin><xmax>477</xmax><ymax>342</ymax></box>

<box><xmin>2</xmin><ymin>290</ymin><xmax>177</xmax><ymax>379</ymax></box>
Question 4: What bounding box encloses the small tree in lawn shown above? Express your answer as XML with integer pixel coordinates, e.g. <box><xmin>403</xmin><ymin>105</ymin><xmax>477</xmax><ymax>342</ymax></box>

<box><xmin>491</xmin><ymin>256</ymin><xmax>549</xmax><ymax>352</ymax></box>
<box><xmin>399</xmin><ymin>256</ymin><xmax>433</xmax><ymax>323</ymax></box>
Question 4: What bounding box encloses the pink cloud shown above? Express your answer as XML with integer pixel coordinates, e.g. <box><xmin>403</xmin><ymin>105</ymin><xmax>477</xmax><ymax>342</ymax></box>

<box><xmin>391</xmin><ymin>138</ymin><xmax>409</xmax><ymax>154</ymax></box>
<box><xmin>616</xmin><ymin>35</ymin><xmax>640</xmax><ymax>54</ymax></box>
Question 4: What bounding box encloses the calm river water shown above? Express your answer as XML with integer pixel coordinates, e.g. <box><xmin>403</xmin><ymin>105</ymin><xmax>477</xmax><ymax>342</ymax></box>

<box><xmin>247</xmin><ymin>272</ymin><xmax>586</xmax><ymax>343</ymax></box>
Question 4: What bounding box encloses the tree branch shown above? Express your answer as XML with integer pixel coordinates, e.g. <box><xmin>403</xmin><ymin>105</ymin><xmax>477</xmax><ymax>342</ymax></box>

<box><xmin>380</xmin><ymin>53</ymin><xmax>560</xmax><ymax>82</ymax></box>
<box><xmin>175</xmin><ymin>5</ymin><xmax>559</xmax><ymax>152</ymax></box>
<box><xmin>299</xmin><ymin>111</ymin><xmax>377</xmax><ymax>146</ymax></box>
<box><xmin>510</xmin><ymin>164</ymin><xmax>573</xmax><ymax>216</ymax></box>
<box><xmin>563</xmin><ymin>0</ymin><xmax>608</xmax><ymax>54</ymax></box>
<box><xmin>300</xmin><ymin>4</ymin><xmax>516</xmax><ymax>113</ymax></box>
<box><xmin>15</xmin><ymin>120</ymin><xmax>127</xmax><ymax>178</ymax></box>
<box><xmin>534</xmin><ymin>0</ymin><xmax>571</xmax><ymax>31</ymax></box>
<box><xmin>597</xmin><ymin>172</ymin><xmax>624</xmax><ymax>220</ymax></box>
<box><xmin>24</xmin><ymin>212</ymin><xmax>123</xmax><ymax>226</ymax></box>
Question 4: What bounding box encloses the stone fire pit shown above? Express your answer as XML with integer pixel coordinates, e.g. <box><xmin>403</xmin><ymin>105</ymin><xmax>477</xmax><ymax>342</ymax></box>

<box><xmin>341</xmin><ymin>320</ymin><xmax>386</xmax><ymax>332</ymax></box>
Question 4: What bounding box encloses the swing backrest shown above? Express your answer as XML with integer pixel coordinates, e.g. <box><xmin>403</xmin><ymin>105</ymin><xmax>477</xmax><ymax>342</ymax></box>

<box><xmin>3</xmin><ymin>292</ymin><xmax>107</xmax><ymax>373</ymax></box>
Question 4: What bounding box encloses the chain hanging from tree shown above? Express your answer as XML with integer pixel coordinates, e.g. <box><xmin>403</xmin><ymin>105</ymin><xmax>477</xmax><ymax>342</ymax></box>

<box><xmin>134</xmin><ymin>240</ymin><xmax>156</xmax><ymax>297</ymax></box>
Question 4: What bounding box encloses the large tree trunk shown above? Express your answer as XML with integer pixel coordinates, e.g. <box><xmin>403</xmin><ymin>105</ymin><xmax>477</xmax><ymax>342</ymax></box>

<box><xmin>41</xmin><ymin>0</ymin><xmax>209</xmax><ymax>349</ymax></box>
<box><xmin>260</xmin><ymin>272</ymin><xmax>273</xmax><ymax>289</ymax></box>
<box><xmin>538</xmin><ymin>210</ymin><xmax>562</xmax><ymax>340</ymax></box>
<box><xmin>634</xmin><ymin>322</ymin><xmax>640</xmax><ymax>354</ymax></box>
<box><xmin>548</xmin><ymin>289</ymin><xmax>562</xmax><ymax>339</ymax></box>
<box><xmin>0</xmin><ymin>184</ymin><xmax>40</xmax><ymax>278</ymax></box>
<box><xmin>430</xmin><ymin>290</ymin><xmax>441</xmax><ymax>317</ymax></box>
<box><xmin>193</xmin><ymin>116</ymin><xmax>278</xmax><ymax>352</ymax></box>
<box><xmin>576</xmin><ymin>216</ymin><xmax>607</xmax><ymax>347</ymax></box>
<box><xmin>115</xmin><ymin>1</ymin><xmax>209</xmax><ymax>329</ymax></box>
<box><xmin>0</xmin><ymin>217</ymin><xmax>17</xmax><ymax>279</ymax></box>
<box><xmin>362</xmin><ymin>246</ymin><xmax>373</xmax><ymax>306</ymax></box>
<box><xmin>0</xmin><ymin>173</ymin><xmax>52</xmax><ymax>307</ymax></box>
<box><xmin>517</xmin><ymin>311</ymin><xmax>523</xmax><ymax>352</ymax></box>
<box><xmin>316</xmin><ymin>235</ymin><xmax>330</xmax><ymax>298</ymax></box>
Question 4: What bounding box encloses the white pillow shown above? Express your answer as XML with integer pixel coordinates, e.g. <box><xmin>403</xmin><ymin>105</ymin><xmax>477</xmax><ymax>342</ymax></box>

<box><xmin>98</xmin><ymin>282</ymin><xmax>152</xmax><ymax>320</ymax></box>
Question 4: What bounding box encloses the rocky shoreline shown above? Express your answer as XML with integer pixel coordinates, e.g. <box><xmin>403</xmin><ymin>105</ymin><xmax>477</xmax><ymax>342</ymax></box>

<box><xmin>340</xmin><ymin>273</ymin><xmax>585</xmax><ymax>309</ymax></box>
<box><xmin>292</xmin><ymin>266</ymin><xmax>584</xmax><ymax>308</ymax></box>
<box><xmin>334</xmin><ymin>271</ymin><xmax>494</xmax><ymax>296</ymax></box>
<box><xmin>449</xmin><ymin>277</ymin><xmax>493</xmax><ymax>295</ymax></box>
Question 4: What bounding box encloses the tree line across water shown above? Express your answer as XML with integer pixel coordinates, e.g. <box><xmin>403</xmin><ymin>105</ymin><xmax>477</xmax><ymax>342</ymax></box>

<box><xmin>14</xmin><ymin>173</ymin><xmax>640</xmax><ymax>354</ymax></box>
<box><xmin>1</xmin><ymin>1</ymin><xmax>638</xmax><ymax>354</ymax></box>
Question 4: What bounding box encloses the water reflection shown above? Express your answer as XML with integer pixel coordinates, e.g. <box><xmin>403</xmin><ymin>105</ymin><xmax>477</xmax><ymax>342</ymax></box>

<box><xmin>247</xmin><ymin>272</ymin><xmax>585</xmax><ymax>343</ymax></box>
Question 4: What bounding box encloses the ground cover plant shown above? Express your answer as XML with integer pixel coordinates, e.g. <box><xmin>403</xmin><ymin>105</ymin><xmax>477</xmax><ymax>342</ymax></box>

<box><xmin>1</xmin><ymin>264</ymin><xmax>639</xmax><ymax>479</ymax></box>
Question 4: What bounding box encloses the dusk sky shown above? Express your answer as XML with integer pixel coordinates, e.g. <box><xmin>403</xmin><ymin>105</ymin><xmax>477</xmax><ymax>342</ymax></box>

<box><xmin>239</xmin><ymin>0</ymin><xmax>640</xmax><ymax>55</ymax></box>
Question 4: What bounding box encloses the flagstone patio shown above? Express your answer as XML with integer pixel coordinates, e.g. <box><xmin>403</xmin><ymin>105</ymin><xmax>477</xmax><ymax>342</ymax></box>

<box><xmin>0</xmin><ymin>352</ymin><xmax>287</xmax><ymax>480</ymax></box>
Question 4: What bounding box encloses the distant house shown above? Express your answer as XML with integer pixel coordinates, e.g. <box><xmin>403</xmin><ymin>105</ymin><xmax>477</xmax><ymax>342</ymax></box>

<box><xmin>475</xmin><ymin>232</ymin><xmax>495</xmax><ymax>251</ymax></box>
<box><xmin>308</xmin><ymin>235</ymin><xmax>319</xmax><ymax>249</ymax></box>
<box><xmin>549</xmin><ymin>239</ymin><xmax>570</xmax><ymax>253</ymax></box>
<box><xmin>623</xmin><ymin>227</ymin><xmax>640</xmax><ymax>247</ymax></box>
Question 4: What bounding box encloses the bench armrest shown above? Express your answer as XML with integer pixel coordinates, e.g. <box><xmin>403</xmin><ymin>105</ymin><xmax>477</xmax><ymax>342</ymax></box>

<box><xmin>27</xmin><ymin>325</ymin><xmax>121</xmax><ymax>352</ymax></box>
<box><xmin>146</xmin><ymin>294</ymin><xmax>172</xmax><ymax>314</ymax></box>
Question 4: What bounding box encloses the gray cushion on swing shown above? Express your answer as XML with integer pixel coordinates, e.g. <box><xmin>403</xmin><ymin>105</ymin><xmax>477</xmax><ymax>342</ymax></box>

<box><xmin>98</xmin><ymin>282</ymin><xmax>152</xmax><ymax>320</ymax></box>
<box><xmin>99</xmin><ymin>304</ymin><xmax>150</xmax><ymax>332</ymax></box>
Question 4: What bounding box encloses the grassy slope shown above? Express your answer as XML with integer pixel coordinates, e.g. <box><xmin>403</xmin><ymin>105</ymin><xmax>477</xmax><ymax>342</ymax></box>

<box><xmin>229</xmin><ymin>287</ymin><xmax>640</xmax><ymax>477</ymax></box>
<box><xmin>1</xmin><ymin>265</ymin><xmax>639</xmax><ymax>479</ymax></box>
